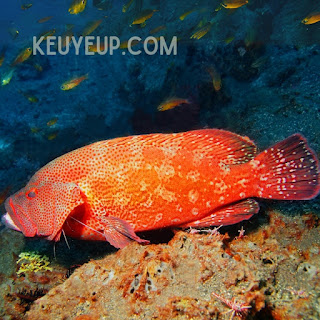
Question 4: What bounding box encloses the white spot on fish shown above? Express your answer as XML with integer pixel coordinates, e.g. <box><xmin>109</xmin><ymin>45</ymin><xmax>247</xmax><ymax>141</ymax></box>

<box><xmin>155</xmin><ymin>213</ymin><xmax>163</xmax><ymax>223</ymax></box>
<box><xmin>218</xmin><ymin>161</ymin><xmax>230</xmax><ymax>173</ymax></box>
<box><xmin>186</xmin><ymin>170</ymin><xmax>200</xmax><ymax>182</ymax></box>
<box><xmin>193</xmin><ymin>151</ymin><xmax>204</xmax><ymax>166</ymax></box>
<box><xmin>206</xmin><ymin>201</ymin><xmax>211</xmax><ymax>208</ymax></box>
<box><xmin>249</xmin><ymin>160</ymin><xmax>260</xmax><ymax>169</ymax></box>
<box><xmin>191</xmin><ymin>208</ymin><xmax>199</xmax><ymax>216</ymax></box>
<box><xmin>140</xmin><ymin>180</ymin><xmax>148</xmax><ymax>191</ymax></box>
<box><xmin>215</xmin><ymin>180</ymin><xmax>228</xmax><ymax>194</ymax></box>
<box><xmin>154</xmin><ymin>164</ymin><xmax>175</xmax><ymax>180</ymax></box>
<box><xmin>239</xmin><ymin>192</ymin><xmax>246</xmax><ymax>198</ymax></box>
<box><xmin>237</xmin><ymin>178</ymin><xmax>248</xmax><ymax>188</ymax></box>
<box><xmin>160</xmin><ymin>144</ymin><xmax>181</xmax><ymax>158</ymax></box>
<box><xmin>260</xmin><ymin>175</ymin><xmax>268</xmax><ymax>181</ymax></box>
<box><xmin>176</xmin><ymin>204</ymin><xmax>183</xmax><ymax>212</ymax></box>
<box><xmin>188</xmin><ymin>189</ymin><xmax>199</xmax><ymax>204</ymax></box>
<box><xmin>155</xmin><ymin>184</ymin><xmax>177</xmax><ymax>202</ymax></box>
<box><xmin>143</xmin><ymin>196</ymin><xmax>153</xmax><ymax>208</ymax></box>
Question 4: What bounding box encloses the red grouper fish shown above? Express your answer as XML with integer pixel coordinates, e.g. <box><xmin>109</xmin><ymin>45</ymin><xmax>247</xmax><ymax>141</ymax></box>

<box><xmin>2</xmin><ymin>129</ymin><xmax>320</xmax><ymax>248</ymax></box>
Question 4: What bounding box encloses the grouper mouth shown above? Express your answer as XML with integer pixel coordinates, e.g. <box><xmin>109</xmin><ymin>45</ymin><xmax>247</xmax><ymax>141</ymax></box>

<box><xmin>3</xmin><ymin>197</ymin><xmax>36</xmax><ymax>236</ymax></box>
<box><xmin>1</xmin><ymin>209</ymin><xmax>21</xmax><ymax>232</ymax></box>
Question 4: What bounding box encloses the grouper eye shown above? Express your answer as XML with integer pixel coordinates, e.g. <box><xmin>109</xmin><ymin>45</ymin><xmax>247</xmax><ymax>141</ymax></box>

<box><xmin>26</xmin><ymin>189</ymin><xmax>37</xmax><ymax>199</ymax></box>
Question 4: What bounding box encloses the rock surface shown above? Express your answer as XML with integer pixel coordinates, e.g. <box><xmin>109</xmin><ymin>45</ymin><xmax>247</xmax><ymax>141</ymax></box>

<box><xmin>26</xmin><ymin>210</ymin><xmax>320</xmax><ymax>320</ymax></box>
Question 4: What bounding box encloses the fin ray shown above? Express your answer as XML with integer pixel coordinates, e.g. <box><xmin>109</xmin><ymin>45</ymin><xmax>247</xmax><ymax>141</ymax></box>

<box><xmin>98</xmin><ymin>216</ymin><xmax>149</xmax><ymax>249</ymax></box>
<box><xmin>254</xmin><ymin>134</ymin><xmax>320</xmax><ymax>200</ymax></box>
<box><xmin>178</xmin><ymin>199</ymin><xmax>259</xmax><ymax>228</ymax></box>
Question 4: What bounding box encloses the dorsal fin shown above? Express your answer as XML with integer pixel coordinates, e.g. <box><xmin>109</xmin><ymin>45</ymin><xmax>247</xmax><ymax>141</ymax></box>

<box><xmin>183</xmin><ymin>129</ymin><xmax>257</xmax><ymax>165</ymax></box>
<box><xmin>92</xmin><ymin>129</ymin><xmax>257</xmax><ymax>165</ymax></box>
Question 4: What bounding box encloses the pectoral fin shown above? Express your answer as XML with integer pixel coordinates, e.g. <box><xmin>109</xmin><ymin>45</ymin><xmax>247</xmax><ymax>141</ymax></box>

<box><xmin>98</xmin><ymin>216</ymin><xmax>150</xmax><ymax>249</ymax></box>
<box><xmin>179</xmin><ymin>199</ymin><xmax>259</xmax><ymax>228</ymax></box>
<box><xmin>48</xmin><ymin>182</ymin><xmax>84</xmax><ymax>242</ymax></box>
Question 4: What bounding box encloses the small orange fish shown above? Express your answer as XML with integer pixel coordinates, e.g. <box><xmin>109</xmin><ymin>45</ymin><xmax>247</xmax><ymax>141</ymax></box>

<box><xmin>37</xmin><ymin>16</ymin><xmax>53</xmax><ymax>23</ymax></box>
<box><xmin>1</xmin><ymin>69</ymin><xmax>14</xmax><ymax>86</ymax></box>
<box><xmin>47</xmin><ymin>118</ymin><xmax>58</xmax><ymax>127</ymax></box>
<box><xmin>30</xmin><ymin>127</ymin><xmax>41</xmax><ymax>133</ymax></box>
<box><xmin>39</xmin><ymin>29</ymin><xmax>56</xmax><ymax>40</ymax></box>
<box><xmin>2</xmin><ymin>130</ymin><xmax>319</xmax><ymax>249</ymax></box>
<box><xmin>47</xmin><ymin>132</ymin><xmax>58</xmax><ymax>140</ymax></box>
<box><xmin>149</xmin><ymin>25</ymin><xmax>166</xmax><ymax>34</ymax></box>
<box><xmin>244</xmin><ymin>28</ymin><xmax>257</xmax><ymax>48</ymax></box>
<box><xmin>33</xmin><ymin>63</ymin><xmax>43</xmax><ymax>72</ymax></box>
<box><xmin>224</xmin><ymin>35</ymin><xmax>235</xmax><ymax>44</ymax></box>
<box><xmin>18</xmin><ymin>90</ymin><xmax>39</xmax><ymax>103</ymax></box>
<box><xmin>146</xmin><ymin>36</ymin><xmax>161</xmax><ymax>45</ymax></box>
<box><xmin>207</xmin><ymin>67</ymin><xmax>222</xmax><ymax>92</ymax></box>
<box><xmin>122</xmin><ymin>0</ymin><xmax>134</xmax><ymax>13</ymax></box>
<box><xmin>69</xmin><ymin>0</ymin><xmax>87</xmax><ymax>14</ymax></box>
<box><xmin>131</xmin><ymin>9</ymin><xmax>158</xmax><ymax>26</ymax></box>
<box><xmin>301</xmin><ymin>12</ymin><xmax>320</xmax><ymax>25</ymax></box>
<box><xmin>180</xmin><ymin>8</ymin><xmax>207</xmax><ymax>21</ymax></box>
<box><xmin>190</xmin><ymin>22</ymin><xmax>212</xmax><ymax>40</ymax></box>
<box><xmin>119</xmin><ymin>39</ymin><xmax>140</xmax><ymax>49</ymax></box>
<box><xmin>61</xmin><ymin>74</ymin><xmax>88</xmax><ymax>90</ymax></box>
<box><xmin>179</xmin><ymin>9</ymin><xmax>197</xmax><ymax>21</ymax></box>
<box><xmin>21</xmin><ymin>3</ymin><xmax>32</xmax><ymax>10</ymax></box>
<box><xmin>11</xmin><ymin>47</ymin><xmax>32</xmax><ymax>67</ymax></box>
<box><xmin>157</xmin><ymin>97</ymin><xmax>190</xmax><ymax>111</ymax></box>
<box><xmin>88</xmin><ymin>42</ymin><xmax>107</xmax><ymax>52</ymax></box>
<box><xmin>79</xmin><ymin>19</ymin><xmax>103</xmax><ymax>37</ymax></box>
<box><xmin>221</xmin><ymin>0</ymin><xmax>248</xmax><ymax>9</ymax></box>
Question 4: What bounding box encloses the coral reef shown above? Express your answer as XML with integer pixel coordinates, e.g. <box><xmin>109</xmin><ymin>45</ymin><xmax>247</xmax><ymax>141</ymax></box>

<box><xmin>16</xmin><ymin>252</ymin><xmax>52</xmax><ymax>275</ymax></box>
<box><xmin>25</xmin><ymin>209</ymin><xmax>320</xmax><ymax>320</ymax></box>
<box><xmin>0</xmin><ymin>245</ymin><xmax>67</xmax><ymax>320</ymax></box>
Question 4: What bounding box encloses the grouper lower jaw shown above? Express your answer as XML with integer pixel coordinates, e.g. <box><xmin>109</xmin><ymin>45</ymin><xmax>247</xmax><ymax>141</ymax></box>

<box><xmin>1</xmin><ymin>212</ymin><xmax>21</xmax><ymax>232</ymax></box>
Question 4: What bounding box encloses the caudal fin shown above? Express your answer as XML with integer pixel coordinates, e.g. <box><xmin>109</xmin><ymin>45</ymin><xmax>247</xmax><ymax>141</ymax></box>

<box><xmin>254</xmin><ymin>134</ymin><xmax>320</xmax><ymax>200</ymax></box>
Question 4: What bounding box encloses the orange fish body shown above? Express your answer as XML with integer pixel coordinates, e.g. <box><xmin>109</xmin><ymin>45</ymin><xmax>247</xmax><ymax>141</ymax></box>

<box><xmin>157</xmin><ymin>98</ymin><xmax>190</xmax><ymax>111</ymax></box>
<box><xmin>61</xmin><ymin>74</ymin><xmax>88</xmax><ymax>90</ymax></box>
<box><xmin>131</xmin><ymin>9</ymin><xmax>158</xmax><ymax>26</ymax></box>
<box><xmin>207</xmin><ymin>67</ymin><xmax>222</xmax><ymax>91</ymax></box>
<box><xmin>88</xmin><ymin>42</ymin><xmax>107</xmax><ymax>53</ymax></box>
<box><xmin>80</xmin><ymin>19</ymin><xmax>103</xmax><ymax>37</ymax></box>
<box><xmin>3</xmin><ymin>129</ymin><xmax>320</xmax><ymax>249</ymax></box>
<box><xmin>190</xmin><ymin>22</ymin><xmax>212</xmax><ymax>40</ymax></box>
<box><xmin>37</xmin><ymin>16</ymin><xmax>53</xmax><ymax>24</ymax></box>
<box><xmin>119</xmin><ymin>39</ymin><xmax>140</xmax><ymax>49</ymax></box>
<box><xmin>222</xmin><ymin>0</ymin><xmax>248</xmax><ymax>9</ymax></box>
<box><xmin>302</xmin><ymin>12</ymin><xmax>320</xmax><ymax>25</ymax></box>
<box><xmin>69</xmin><ymin>0</ymin><xmax>87</xmax><ymax>14</ymax></box>
<box><xmin>11</xmin><ymin>47</ymin><xmax>32</xmax><ymax>67</ymax></box>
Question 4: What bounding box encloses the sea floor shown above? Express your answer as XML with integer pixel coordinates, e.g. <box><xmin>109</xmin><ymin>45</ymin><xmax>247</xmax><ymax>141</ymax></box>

<box><xmin>0</xmin><ymin>207</ymin><xmax>319</xmax><ymax>320</ymax></box>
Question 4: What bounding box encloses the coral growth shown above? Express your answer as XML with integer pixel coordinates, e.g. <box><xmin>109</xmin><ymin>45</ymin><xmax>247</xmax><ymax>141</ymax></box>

<box><xmin>16</xmin><ymin>252</ymin><xmax>52</xmax><ymax>275</ymax></box>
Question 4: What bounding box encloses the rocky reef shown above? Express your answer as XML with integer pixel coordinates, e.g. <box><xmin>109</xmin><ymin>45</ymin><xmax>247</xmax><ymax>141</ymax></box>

<box><xmin>23</xmin><ymin>209</ymin><xmax>320</xmax><ymax>320</ymax></box>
